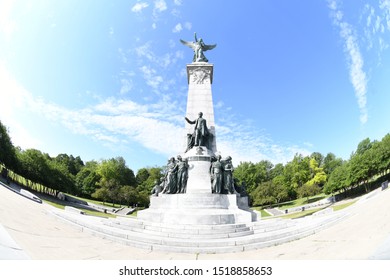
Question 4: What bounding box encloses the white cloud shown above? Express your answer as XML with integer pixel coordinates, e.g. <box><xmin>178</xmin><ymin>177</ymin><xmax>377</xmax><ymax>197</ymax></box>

<box><xmin>119</xmin><ymin>79</ymin><xmax>133</xmax><ymax>95</ymax></box>
<box><xmin>175</xmin><ymin>50</ymin><xmax>184</xmax><ymax>59</ymax></box>
<box><xmin>0</xmin><ymin>0</ymin><xmax>16</xmax><ymax>40</ymax></box>
<box><xmin>131</xmin><ymin>2</ymin><xmax>149</xmax><ymax>13</ymax></box>
<box><xmin>154</xmin><ymin>0</ymin><xmax>167</xmax><ymax>13</ymax></box>
<box><xmin>216</xmin><ymin>127</ymin><xmax>311</xmax><ymax>166</ymax></box>
<box><xmin>172</xmin><ymin>23</ymin><xmax>182</xmax><ymax>33</ymax></box>
<box><xmin>214</xmin><ymin>110</ymin><xmax>312</xmax><ymax>166</ymax></box>
<box><xmin>184</xmin><ymin>22</ymin><xmax>192</xmax><ymax>30</ymax></box>
<box><xmin>328</xmin><ymin>0</ymin><xmax>368</xmax><ymax>124</ymax></box>
<box><xmin>135</xmin><ymin>41</ymin><xmax>179</xmax><ymax>69</ymax></box>
<box><xmin>171</xmin><ymin>22</ymin><xmax>191</xmax><ymax>33</ymax></box>
<box><xmin>174</xmin><ymin>0</ymin><xmax>182</xmax><ymax>6</ymax></box>
<box><xmin>135</xmin><ymin>42</ymin><xmax>154</xmax><ymax>61</ymax></box>
<box><xmin>118</xmin><ymin>48</ymin><xmax>128</xmax><ymax>63</ymax></box>
<box><xmin>139</xmin><ymin>65</ymin><xmax>164</xmax><ymax>89</ymax></box>
<box><xmin>380</xmin><ymin>0</ymin><xmax>390</xmax><ymax>30</ymax></box>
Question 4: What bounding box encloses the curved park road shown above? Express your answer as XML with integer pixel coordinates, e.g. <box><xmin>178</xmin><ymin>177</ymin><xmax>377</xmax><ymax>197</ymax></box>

<box><xmin>1</xmin><ymin>184</ymin><xmax>390</xmax><ymax>260</ymax></box>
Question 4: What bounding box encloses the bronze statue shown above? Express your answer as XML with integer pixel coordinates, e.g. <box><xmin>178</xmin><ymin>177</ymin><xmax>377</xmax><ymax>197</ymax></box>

<box><xmin>151</xmin><ymin>179</ymin><xmax>164</xmax><ymax>196</ymax></box>
<box><xmin>180</xmin><ymin>32</ymin><xmax>216</xmax><ymax>63</ymax></box>
<box><xmin>223</xmin><ymin>156</ymin><xmax>236</xmax><ymax>194</ymax></box>
<box><xmin>210</xmin><ymin>155</ymin><xmax>223</xmax><ymax>194</ymax></box>
<box><xmin>185</xmin><ymin>112</ymin><xmax>209</xmax><ymax>151</ymax></box>
<box><xmin>176</xmin><ymin>156</ymin><xmax>189</xmax><ymax>193</ymax></box>
<box><xmin>162</xmin><ymin>157</ymin><xmax>178</xmax><ymax>194</ymax></box>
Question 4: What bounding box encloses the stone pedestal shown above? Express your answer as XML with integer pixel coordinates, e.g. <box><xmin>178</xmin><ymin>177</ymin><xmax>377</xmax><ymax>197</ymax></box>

<box><xmin>137</xmin><ymin>193</ymin><xmax>255</xmax><ymax>225</ymax></box>
<box><xmin>181</xmin><ymin>146</ymin><xmax>213</xmax><ymax>194</ymax></box>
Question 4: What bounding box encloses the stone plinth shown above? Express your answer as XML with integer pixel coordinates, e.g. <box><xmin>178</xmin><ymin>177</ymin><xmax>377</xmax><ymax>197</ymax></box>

<box><xmin>181</xmin><ymin>146</ymin><xmax>213</xmax><ymax>194</ymax></box>
<box><xmin>137</xmin><ymin>193</ymin><xmax>255</xmax><ymax>225</ymax></box>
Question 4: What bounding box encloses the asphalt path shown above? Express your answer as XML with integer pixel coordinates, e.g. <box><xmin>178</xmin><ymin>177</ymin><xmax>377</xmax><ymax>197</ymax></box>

<box><xmin>1</xmin><ymin>183</ymin><xmax>390</xmax><ymax>260</ymax></box>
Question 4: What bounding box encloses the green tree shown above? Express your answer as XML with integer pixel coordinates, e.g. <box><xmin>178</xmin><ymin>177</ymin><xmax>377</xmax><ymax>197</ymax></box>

<box><xmin>378</xmin><ymin>134</ymin><xmax>390</xmax><ymax>175</ymax></box>
<box><xmin>119</xmin><ymin>185</ymin><xmax>137</xmax><ymax>207</ymax></box>
<box><xmin>323</xmin><ymin>152</ymin><xmax>343</xmax><ymax>176</ymax></box>
<box><xmin>272</xmin><ymin>174</ymin><xmax>289</xmax><ymax>204</ymax></box>
<box><xmin>16</xmin><ymin>149</ymin><xmax>75</xmax><ymax>195</ymax></box>
<box><xmin>75</xmin><ymin>161</ymin><xmax>101</xmax><ymax>197</ymax></box>
<box><xmin>355</xmin><ymin>138</ymin><xmax>372</xmax><ymax>155</ymax></box>
<box><xmin>94</xmin><ymin>157</ymin><xmax>136</xmax><ymax>205</ymax></box>
<box><xmin>54</xmin><ymin>154</ymin><xmax>84</xmax><ymax>176</ymax></box>
<box><xmin>323</xmin><ymin>163</ymin><xmax>350</xmax><ymax>194</ymax></box>
<box><xmin>310</xmin><ymin>152</ymin><xmax>324</xmax><ymax>167</ymax></box>
<box><xmin>269</xmin><ymin>163</ymin><xmax>284</xmax><ymax>180</ymax></box>
<box><xmin>97</xmin><ymin>157</ymin><xmax>136</xmax><ymax>187</ymax></box>
<box><xmin>297</xmin><ymin>183</ymin><xmax>321</xmax><ymax>203</ymax></box>
<box><xmin>252</xmin><ymin>181</ymin><xmax>277</xmax><ymax>206</ymax></box>
<box><xmin>92</xmin><ymin>187</ymin><xmax>110</xmax><ymax>204</ymax></box>
<box><xmin>282</xmin><ymin>154</ymin><xmax>311</xmax><ymax>199</ymax></box>
<box><xmin>136</xmin><ymin>167</ymin><xmax>163</xmax><ymax>194</ymax></box>
<box><xmin>0</xmin><ymin>120</ymin><xmax>18</xmax><ymax>170</ymax></box>
<box><xmin>17</xmin><ymin>149</ymin><xmax>51</xmax><ymax>187</ymax></box>
<box><xmin>306</xmin><ymin>158</ymin><xmax>327</xmax><ymax>187</ymax></box>
<box><xmin>234</xmin><ymin>160</ymin><xmax>273</xmax><ymax>194</ymax></box>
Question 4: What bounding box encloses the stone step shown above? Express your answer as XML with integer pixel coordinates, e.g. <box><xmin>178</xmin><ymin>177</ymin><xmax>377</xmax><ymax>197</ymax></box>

<box><xmin>52</xmin><ymin>210</ymin><xmax>287</xmax><ymax>246</ymax></box>
<box><xmin>67</xmin><ymin>219</ymin><xmax>321</xmax><ymax>254</ymax></box>
<box><xmin>112</xmin><ymin>216</ymin><xmax>250</xmax><ymax>230</ymax></box>
<box><xmin>112</xmin><ymin>225</ymin><xmax>253</xmax><ymax>239</ymax></box>
<box><xmin>104</xmin><ymin>218</ymin><xmax>252</xmax><ymax>235</ymax></box>
<box><xmin>251</xmin><ymin>220</ymin><xmax>297</xmax><ymax>233</ymax></box>
<box><xmin>50</xmin><ymin>208</ymin><xmax>348</xmax><ymax>254</ymax></box>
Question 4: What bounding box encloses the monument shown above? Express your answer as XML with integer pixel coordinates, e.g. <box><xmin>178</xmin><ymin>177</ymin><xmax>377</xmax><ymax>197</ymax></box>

<box><xmin>137</xmin><ymin>33</ymin><xmax>256</xmax><ymax>225</ymax></box>
<box><xmin>49</xmin><ymin>33</ymin><xmax>349</xmax><ymax>254</ymax></box>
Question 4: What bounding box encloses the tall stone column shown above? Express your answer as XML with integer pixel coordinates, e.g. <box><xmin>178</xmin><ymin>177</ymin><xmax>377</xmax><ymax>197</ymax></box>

<box><xmin>183</xmin><ymin>62</ymin><xmax>217</xmax><ymax>193</ymax></box>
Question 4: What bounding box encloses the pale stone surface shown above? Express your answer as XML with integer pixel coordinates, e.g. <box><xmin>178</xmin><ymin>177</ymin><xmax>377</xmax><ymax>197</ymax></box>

<box><xmin>137</xmin><ymin>193</ymin><xmax>254</xmax><ymax>225</ymax></box>
<box><xmin>181</xmin><ymin>146</ymin><xmax>213</xmax><ymax>193</ymax></box>
<box><xmin>184</xmin><ymin>63</ymin><xmax>217</xmax><ymax>153</ymax></box>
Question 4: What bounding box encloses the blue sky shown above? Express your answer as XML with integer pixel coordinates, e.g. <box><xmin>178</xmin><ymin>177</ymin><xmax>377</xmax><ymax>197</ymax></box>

<box><xmin>1</xmin><ymin>0</ymin><xmax>390</xmax><ymax>172</ymax></box>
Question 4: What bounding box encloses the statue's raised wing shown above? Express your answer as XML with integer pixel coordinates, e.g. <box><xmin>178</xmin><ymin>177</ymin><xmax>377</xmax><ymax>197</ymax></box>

<box><xmin>180</xmin><ymin>39</ymin><xmax>196</xmax><ymax>50</ymax></box>
<box><xmin>203</xmin><ymin>44</ymin><xmax>217</xmax><ymax>51</ymax></box>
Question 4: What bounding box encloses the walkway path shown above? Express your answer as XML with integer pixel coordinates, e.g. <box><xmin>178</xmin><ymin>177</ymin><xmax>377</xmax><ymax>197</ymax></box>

<box><xmin>1</xmin><ymin>183</ymin><xmax>390</xmax><ymax>260</ymax></box>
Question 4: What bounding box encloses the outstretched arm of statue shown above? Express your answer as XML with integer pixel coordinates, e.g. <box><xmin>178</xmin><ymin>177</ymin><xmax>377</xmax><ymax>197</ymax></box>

<box><xmin>185</xmin><ymin>117</ymin><xmax>195</xmax><ymax>124</ymax></box>
<box><xmin>194</xmin><ymin>32</ymin><xmax>198</xmax><ymax>42</ymax></box>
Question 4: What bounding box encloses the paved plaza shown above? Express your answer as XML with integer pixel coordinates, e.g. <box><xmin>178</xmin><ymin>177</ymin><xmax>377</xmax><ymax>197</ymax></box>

<box><xmin>1</xmin><ymin>183</ymin><xmax>390</xmax><ymax>260</ymax></box>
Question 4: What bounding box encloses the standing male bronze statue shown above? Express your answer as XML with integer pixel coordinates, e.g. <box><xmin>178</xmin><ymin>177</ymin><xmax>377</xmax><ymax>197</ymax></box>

<box><xmin>185</xmin><ymin>112</ymin><xmax>209</xmax><ymax>151</ymax></box>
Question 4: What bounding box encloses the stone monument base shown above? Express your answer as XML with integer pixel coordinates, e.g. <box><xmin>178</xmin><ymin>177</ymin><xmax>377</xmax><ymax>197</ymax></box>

<box><xmin>137</xmin><ymin>193</ymin><xmax>257</xmax><ymax>225</ymax></box>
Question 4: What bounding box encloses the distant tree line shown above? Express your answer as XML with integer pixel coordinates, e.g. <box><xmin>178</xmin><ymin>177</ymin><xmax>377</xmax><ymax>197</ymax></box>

<box><xmin>233</xmin><ymin>135</ymin><xmax>390</xmax><ymax>207</ymax></box>
<box><xmin>0</xmin><ymin>120</ymin><xmax>162</xmax><ymax>207</ymax></box>
<box><xmin>1</xmin><ymin>119</ymin><xmax>390</xmax><ymax>208</ymax></box>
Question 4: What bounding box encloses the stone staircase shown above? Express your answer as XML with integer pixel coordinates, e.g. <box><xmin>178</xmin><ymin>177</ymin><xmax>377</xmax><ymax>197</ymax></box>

<box><xmin>50</xmin><ymin>208</ymin><xmax>348</xmax><ymax>254</ymax></box>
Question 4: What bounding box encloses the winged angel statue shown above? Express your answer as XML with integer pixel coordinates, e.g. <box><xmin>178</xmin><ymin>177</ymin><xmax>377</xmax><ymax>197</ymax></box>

<box><xmin>180</xmin><ymin>33</ymin><xmax>217</xmax><ymax>63</ymax></box>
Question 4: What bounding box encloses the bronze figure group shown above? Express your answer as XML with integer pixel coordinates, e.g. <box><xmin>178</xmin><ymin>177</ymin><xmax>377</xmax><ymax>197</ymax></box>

<box><xmin>210</xmin><ymin>155</ymin><xmax>236</xmax><ymax>194</ymax></box>
<box><xmin>160</xmin><ymin>155</ymin><xmax>189</xmax><ymax>194</ymax></box>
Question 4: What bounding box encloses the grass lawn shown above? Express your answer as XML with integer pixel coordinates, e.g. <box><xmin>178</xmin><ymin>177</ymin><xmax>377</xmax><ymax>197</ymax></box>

<box><xmin>260</xmin><ymin>209</ymin><xmax>271</xmax><ymax>218</ymax></box>
<box><xmin>277</xmin><ymin>194</ymin><xmax>329</xmax><ymax>210</ymax></box>
<box><xmin>65</xmin><ymin>194</ymin><xmax>123</xmax><ymax>209</ymax></box>
<box><xmin>280</xmin><ymin>207</ymin><xmax>326</xmax><ymax>219</ymax></box>
<box><xmin>332</xmin><ymin>200</ymin><xmax>356</xmax><ymax>211</ymax></box>
<box><xmin>43</xmin><ymin>198</ymin><xmax>117</xmax><ymax>218</ymax></box>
